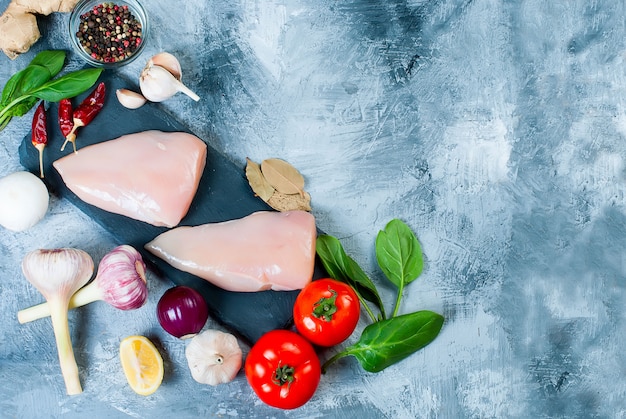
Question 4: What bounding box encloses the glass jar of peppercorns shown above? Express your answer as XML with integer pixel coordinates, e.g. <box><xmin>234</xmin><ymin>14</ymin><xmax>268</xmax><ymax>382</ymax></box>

<box><xmin>69</xmin><ymin>0</ymin><xmax>148</xmax><ymax>68</ymax></box>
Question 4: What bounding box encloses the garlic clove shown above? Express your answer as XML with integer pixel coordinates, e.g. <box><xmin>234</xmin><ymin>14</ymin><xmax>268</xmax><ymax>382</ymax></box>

<box><xmin>185</xmin><ymin>329</ymin><xmax>242</xmax><ymax>386</ymax></box>
<box><xmin>116</xmin><ymin>89</ymin><xmax>147</xmax><ymax>109</ymax></box>
<box><xmin>140</xmin><ymin>62</ymin><xmax>200</xmax><ymax>102</ymax></box>
<box><xmin>149</xmin><ymin>52</ymin><xmax>182</xmax><ymax>81</ymax></box>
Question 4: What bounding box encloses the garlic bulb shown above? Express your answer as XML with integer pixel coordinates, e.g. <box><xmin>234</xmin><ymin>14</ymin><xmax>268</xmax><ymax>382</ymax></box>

<box><xmin>116</xmin><ymin>89</ymin><xmax>147</xmax><ymax>109</ymax></box>
<box><xmin>185</xmin><ymin>329</ymin><xmax>242</xmax><ymax>386</ymax></box>
<box><xmin>139</xmin><ymin>56</ymin><xmax>199</xmax><ymax>102</ymax></box>
<box><xmin>18</xmin><ymin>245</ymin><xmax>148</xmax><ymax>323</ymax></box>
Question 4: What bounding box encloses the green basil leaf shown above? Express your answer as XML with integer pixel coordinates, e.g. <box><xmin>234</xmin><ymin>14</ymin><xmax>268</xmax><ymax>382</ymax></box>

<box><xmin>375</xmin><ymin>218</ymin><xmax>423</xmax><ymax>289</ymax></box>
<box><xmin>341</xmin><ymin>310</ymin><xmax>444</xmax><ymax>373</ymax></box>
<box><xmin>6</xmin><ymin>96</ymin><xmax>39</xmax><ymax>117</ymax></box>
<box><xmin>1</xmin><ymin>65</ymin><xmax>51</xmax><ymax>107</ymax></box>
<box><xmin>30</xmin><ymin>50</ymin><xmax>66</xmax><ymax>78</ymax></box>
<box><xmin>316</xmin><ymin>234</ymin><xmax>386</xmax><ymax>320</ymax></box>
<box><xmin>31</xmin><ymin>68</ymin><xmax>103</xmax><ymax>102</ymax></box>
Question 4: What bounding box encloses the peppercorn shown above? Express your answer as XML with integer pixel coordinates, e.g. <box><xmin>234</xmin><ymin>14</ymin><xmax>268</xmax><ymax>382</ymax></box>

<box><xmin>76</xmin><ymin>2</ymin><xmax>143</xmax><ymax>64</ymax></box>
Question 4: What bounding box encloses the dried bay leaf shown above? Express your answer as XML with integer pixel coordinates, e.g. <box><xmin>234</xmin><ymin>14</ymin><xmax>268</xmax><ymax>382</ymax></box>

<box><xmin>268</xmin><ymin>190</ymin><xmax>312</xmax><ymax>212</ymax></box>
<box><xmin>261</xmin><ymin>158</ymin><xmax>305</xmax><ymax>196</ymax></box>
<box><xmin>245</xmin><ymin>157</ymin><xmax>275</xmax><ymax>202</ymax></box>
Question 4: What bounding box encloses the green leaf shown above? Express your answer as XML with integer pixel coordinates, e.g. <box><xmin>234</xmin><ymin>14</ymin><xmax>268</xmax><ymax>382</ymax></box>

<box><xmin>6</xmin><ymin>97</ymin><xmax>39</xmax><ymax>117</ymax></box>
<box><xmin>31</xmin><ymin>68</ymin><xmax>103</xmax><ymax>102</ymax></box>
<box><xmin>376</xmin><ymin>219</ymin><xmax>423</xmax><ymax>316</ymax></box>
<box><xmin>376</xmin><ymin>219</ymin><xmax>423</xmax><ymax>288</ymax></box>
<box><xmin>316</xmin><ymin>234</ymin><xmax>386</xmax><ymax>321</ymax></box>
<box><xmin>1</xmin><ymin>65</ymin><xmax>51</xmax><ymax>107</ymax></box>
<box><xmin>325</xmin><ymin>310</ymin><xmax>444</xmax><ymax>373</ymax></box>
<box><xmin>30</xmin><ymin>50</ymin><xmax>66</xmax><ymax>78</ymax></box>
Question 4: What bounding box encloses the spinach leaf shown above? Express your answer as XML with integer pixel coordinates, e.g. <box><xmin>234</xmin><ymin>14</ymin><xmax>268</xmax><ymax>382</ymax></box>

<box><xmin>31</xmin><ymin>68</ymin><xmax>103</xmax><ymax>102</ymax></box>
<box><xmin>375</xmin><ymin>219</ymin><xmax>423</xmax><ymax>316</ymax></box>
<box><xmin>322</xmin><ymin>310</ymin><xmax>444</xmax><ymax>373</ymax></box>
<box><xmin>30</xmin><ymin>50</ymin><xmax>66</xmax><ymax>77</ymax></box>
<box><xmin>316</xmin><ymin>234</ymin><xmax>386</xmax><ymax>321</ymax></box>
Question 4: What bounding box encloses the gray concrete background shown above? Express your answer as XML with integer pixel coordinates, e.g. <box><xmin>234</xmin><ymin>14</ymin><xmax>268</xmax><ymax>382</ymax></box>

<box><xmin>1</xmin><ymin>0</ymin><xmax>626</xmax><ymax>418</ymax></box>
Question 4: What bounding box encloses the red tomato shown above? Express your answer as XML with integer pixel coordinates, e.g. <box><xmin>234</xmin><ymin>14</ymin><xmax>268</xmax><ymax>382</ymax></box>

<box><xmin>245</xmin><ymin>329</ymin><xmax>321</xmax><ymax>410</ymax></box>
<box><xmin>293</xmin><ymin>278</ymin><xmax>360</xmax><ymax>347</ymax></box>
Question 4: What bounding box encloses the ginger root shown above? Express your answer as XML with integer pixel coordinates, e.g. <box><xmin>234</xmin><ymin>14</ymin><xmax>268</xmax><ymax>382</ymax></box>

<box><xmin>0</xmin><ymin>0</ymin><xmax>80</xmax><ymax>59</ymax></box>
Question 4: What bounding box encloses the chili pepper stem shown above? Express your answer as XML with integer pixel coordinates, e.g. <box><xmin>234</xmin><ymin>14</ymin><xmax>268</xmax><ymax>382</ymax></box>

<box><xmin>61</xmin><ymin>122</ymin><xmax>83</xmax><ymax>153</ymax></box>
<box><xmin>35</xmin><ymin>143</ymin><xmax>45</xmax><ymax>178</ymax></box>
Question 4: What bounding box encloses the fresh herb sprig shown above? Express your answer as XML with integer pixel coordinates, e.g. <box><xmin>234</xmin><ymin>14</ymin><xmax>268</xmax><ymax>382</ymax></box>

<box><xmin>316</xmin><ymin>219</ymin><xmax>444</xmax><ymax>373</ymax></box>
<box><xmin>0</xmin><ymin>50</ymin><xmax>102</xmax><ymax>131</ymax></box>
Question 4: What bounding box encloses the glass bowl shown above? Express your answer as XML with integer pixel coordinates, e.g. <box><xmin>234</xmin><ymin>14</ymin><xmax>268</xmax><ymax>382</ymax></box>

<box><xmin>68</xmin><ymin>0</ymin><xmax>149</xmax><ymax>68</ymax></box>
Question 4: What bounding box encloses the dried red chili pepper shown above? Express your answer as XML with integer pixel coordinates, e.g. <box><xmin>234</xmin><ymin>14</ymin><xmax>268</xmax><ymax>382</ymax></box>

<box><xmin>58</xmin><ymin>99</ymin><xmax>74</xmax><ymax>138</ymax></box>
<box><xmin>61</xmin><ymin>82</ymin><xmax>106</xmax><ymax>153</ymax></box>
<box><xmin>31</xmin><ymin>101</ymin><xmax>48</xmax><ymax>178</ymax></box>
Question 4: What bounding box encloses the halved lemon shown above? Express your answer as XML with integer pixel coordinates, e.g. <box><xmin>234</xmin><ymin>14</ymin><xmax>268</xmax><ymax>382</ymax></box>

<box><xmin>119</xmin><ymin>335</ymin><xmax>164</xmax><ymax>396</ymax></box>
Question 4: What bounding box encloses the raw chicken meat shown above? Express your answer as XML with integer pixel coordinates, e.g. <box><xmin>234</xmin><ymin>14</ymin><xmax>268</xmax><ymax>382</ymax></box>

<box><xmin>145</xmin><ymin>210</ymin><xmax>317</xmax><ymax>292</ymax></box>
<box><xmin>53</xmin><ymin>130</ymin><xmax>207</xmax><ymax>227</ymax></box>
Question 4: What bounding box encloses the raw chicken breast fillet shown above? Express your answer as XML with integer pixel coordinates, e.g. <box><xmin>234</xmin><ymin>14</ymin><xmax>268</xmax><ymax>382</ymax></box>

<box><xmin>145</xmin><ymin>210</ymin><xmax>317</xmax><ymax>292</ymax></box>
<box><xmin>53</xmin><ymin>130</ymin><xmax>207</xmax><ymax>227</ymax></box>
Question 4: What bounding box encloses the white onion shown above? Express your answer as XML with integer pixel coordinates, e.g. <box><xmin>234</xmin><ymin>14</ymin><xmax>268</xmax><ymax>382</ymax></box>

<box><xmin>0</xmin><ymin>171</ymin><xmax>49</xmax><ymax>231</ymax></box>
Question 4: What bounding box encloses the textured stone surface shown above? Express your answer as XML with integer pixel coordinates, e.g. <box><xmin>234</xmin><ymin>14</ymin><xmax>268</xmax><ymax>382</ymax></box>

<box><xmin>1</xmin><ymin>0</ymin><xmax>626</xmax><ymax>417</ymax></box>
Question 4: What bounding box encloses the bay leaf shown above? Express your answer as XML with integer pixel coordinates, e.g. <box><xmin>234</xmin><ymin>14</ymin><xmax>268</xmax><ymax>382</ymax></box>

<box><xmin>267</xmin><ymin>190</ymin><xmax>312</xmax><ymax>212</ymax></box>
<box><xmin>261</xmin><ymin>158</ymin><xmax>305</xmax><ymax>196</ymax></box>
<box><xmin>245</xmin><ymin>158</ymin><xmax>275</xmax><ymax>202</ymax></box>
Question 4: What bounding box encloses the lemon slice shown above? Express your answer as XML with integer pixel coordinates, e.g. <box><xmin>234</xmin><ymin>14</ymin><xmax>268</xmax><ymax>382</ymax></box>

<box><xmin>119</xmin><ymin>335</ymin><xmax>164</xmax><ymax>396</ymax></box>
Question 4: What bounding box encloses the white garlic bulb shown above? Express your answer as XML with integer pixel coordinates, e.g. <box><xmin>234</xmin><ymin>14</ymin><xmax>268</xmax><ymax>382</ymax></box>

<box><xmin>185</xmin><ymin>329</ymin><xmax>242</xmax><ymax>386</ymax></box>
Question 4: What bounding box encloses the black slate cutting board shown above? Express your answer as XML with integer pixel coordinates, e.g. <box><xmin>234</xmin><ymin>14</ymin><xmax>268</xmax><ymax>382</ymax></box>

<box><xmin>19</xmin><ymin>71</ymin><xmax>326</xmax><ymax>344</ymax></box>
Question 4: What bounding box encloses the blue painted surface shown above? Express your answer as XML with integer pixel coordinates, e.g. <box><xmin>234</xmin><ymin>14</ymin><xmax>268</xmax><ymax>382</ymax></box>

<box><xmin>1</xmin><ymin>0</ymin><xmax>625</xmax><ymax>417</ymax></box>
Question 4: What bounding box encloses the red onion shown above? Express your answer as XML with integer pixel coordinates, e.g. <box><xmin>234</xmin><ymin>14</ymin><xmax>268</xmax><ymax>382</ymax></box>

<box><xmin>157</xmin><ymin>286</ymin><xmax>209</xmax><ymax>339</ymax></box>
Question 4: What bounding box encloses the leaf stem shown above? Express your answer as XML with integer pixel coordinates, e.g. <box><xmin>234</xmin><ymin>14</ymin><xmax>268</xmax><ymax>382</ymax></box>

<box><xmin>357</xmin><ymin>293</ymin><xmax>378</xmax><ymax>323</ymax></box>
<box><xmin>0</xmin><ymin>113</ymin><xmax>12</xmax><ymax>131</ymax></box>
<box><xmin>391</xmin><ymin>284</ymin><xmax>404</xmax><ymax>317</ymax></box>
<box><xmin>0</xmin><ymin>94</ymin><xmax>30</xmax><ymax>121</ymax></box>
<box><xmin>321</xmin><ymin>349</ymin><xmax>349</xmax><ymax>374</ymax></box>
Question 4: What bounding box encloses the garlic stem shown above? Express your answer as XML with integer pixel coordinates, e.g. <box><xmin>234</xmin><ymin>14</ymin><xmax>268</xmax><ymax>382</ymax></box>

<box><xmin>176</xmin><ymin>81</ymin><xmax>200</xmax><ymax>101</ymax></box>
<box><xmin>48</xmin><ymin>297</ymin><xmax>82</xmax><ymax>395</ymax></box>
<box><xmin>18</xmin><ymin>282</ymin><xmax>101</xmax><ymax>323</ymax></box>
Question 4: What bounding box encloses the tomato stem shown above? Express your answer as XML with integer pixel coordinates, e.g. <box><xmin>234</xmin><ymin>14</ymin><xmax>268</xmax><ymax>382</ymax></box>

<box><xmin>272</xmin><ymin>364</ymin><xmax>295</xmax><ymax>387</ymax></box>
<box><xmin>312</xmin><ymin>287</ymin><xmax>338</xmax><ymax>321</ymax></box>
